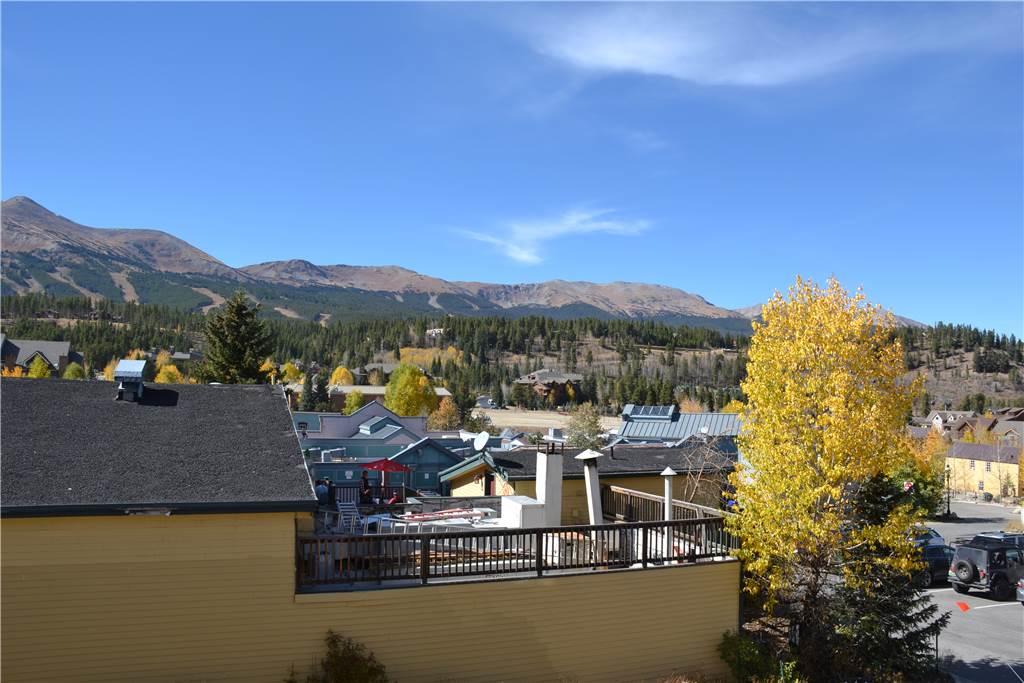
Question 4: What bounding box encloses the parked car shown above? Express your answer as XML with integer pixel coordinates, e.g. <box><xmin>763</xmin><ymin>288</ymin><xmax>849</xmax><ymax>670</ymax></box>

<box><xmin>916</xmin><ymin>545</ymin><xmax>955</xmax><ymax>588</ymax></box>
<box><xmin>913</xmin><ymin>527</ymin><xmax>945</xmax><ymax>548</ymax></box>
<box><xmin>949</xmin><ymin>539</ymin><xmax>1024</xmax><ymax>600</ymax></box>
<box><xmin>971</xmin><ymin>531</ymin><xmax>1024</xmax><ymax>548</ymax></box>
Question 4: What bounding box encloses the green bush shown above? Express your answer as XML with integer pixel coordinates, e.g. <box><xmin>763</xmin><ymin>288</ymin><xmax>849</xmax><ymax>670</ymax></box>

<box><xmin>286</xmin><ymin>630</ymin><xmax>389</xmax><ymax>683</ymax></box>
<box><xmin>718</xmin><ymin>631</ymin><xmax>774</xmax><ymax>682</ymax></box>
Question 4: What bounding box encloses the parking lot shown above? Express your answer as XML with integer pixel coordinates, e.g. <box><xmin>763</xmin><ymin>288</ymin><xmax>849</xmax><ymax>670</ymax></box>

<box><xmin>928</xmin><ymin>501</ymin><xmax>1024</xmax><ymax>682</ymax></box>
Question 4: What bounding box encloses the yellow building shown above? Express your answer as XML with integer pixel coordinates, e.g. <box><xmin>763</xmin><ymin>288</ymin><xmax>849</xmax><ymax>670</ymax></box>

<box><xmin>440</xmin><ymin>439</ymin><xmax>736</xmax><ymax>525</ymax></box>
<box><xmin>1</xmin><ymin>377</ymin><xmax>740</xmax><ymax>682</ymax></box>
<box><xmin>945</xmin><ymin>440</ymin><xmax>1022</xmax><ymax>498</ymax></box>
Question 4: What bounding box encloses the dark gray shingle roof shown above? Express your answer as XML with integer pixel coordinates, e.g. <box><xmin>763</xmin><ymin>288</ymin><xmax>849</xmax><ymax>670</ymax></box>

<box><xmin>948</xmin><ymin>441</ymin><xmax>1021</xmax><ymax>465</ymax></box>
<box><xmin>1</xmin><ymin>379</ymin><xmax>315</xmax><ymax>516</ymax></box>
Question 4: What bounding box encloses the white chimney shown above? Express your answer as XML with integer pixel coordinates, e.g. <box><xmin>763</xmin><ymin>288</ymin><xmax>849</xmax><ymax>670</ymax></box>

<box><xmin>535</xmin><ymin>444</ymin><xmax>563</xmax><ymax>527</ymax></box>
<box><xmin>575</xmin><ymin>449</ymin><xmax>605</xmax><ymax>528</ymax></box>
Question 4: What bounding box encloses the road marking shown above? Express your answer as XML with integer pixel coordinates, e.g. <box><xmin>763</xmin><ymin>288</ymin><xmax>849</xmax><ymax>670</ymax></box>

<box><xmin>1007</xmin><ymin>664</ymin><xmax>1024</xmax><ymax>683</ymax></box>
<box><xmin>971</xmin><ymin>602</ymin><xmax>1019</xmax><ymax>610</ymax></box>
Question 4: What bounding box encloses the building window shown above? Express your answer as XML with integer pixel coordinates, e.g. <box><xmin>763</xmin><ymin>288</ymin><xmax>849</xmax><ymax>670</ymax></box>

<box><xmin>985</xmin><ymin>462</ymin><xmax>991</xmax><ymax>472</ymax></box>
<box><xmin>979</xmin><ymin>481</ymin><xmax>984</xmax><ymax>491</ymax></box>
<box><xmin>969</xmin><ymin>460</ymin><xmax>975</xmax><ymax>470</ymax></box>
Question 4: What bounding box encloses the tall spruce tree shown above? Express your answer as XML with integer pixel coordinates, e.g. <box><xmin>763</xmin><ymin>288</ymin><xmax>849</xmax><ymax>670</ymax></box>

<box><xmin>300</xmin><ymin>373</ymin><xmax>315</xmax><ymax>411</ymax></box>
<box><xmin>201</xmin><ymin>291</ymin><xmax>272</xmax><ymax>383</ymax></box>
<box><xmin>313</xmin><ymin>372</ymin><xmax>330</xmax><ymax>411</ymax></box>
<box><xmin>824</xmin><ymin>474</ymin><xmax>950</xmax><ymax>681</ymax></box>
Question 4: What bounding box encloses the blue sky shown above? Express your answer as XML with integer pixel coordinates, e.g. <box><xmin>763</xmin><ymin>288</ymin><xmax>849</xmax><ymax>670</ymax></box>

<box><xmin>3</xmin><ymin>2</ymin><xmax>1022</xmax><ymax>333</ymax></box>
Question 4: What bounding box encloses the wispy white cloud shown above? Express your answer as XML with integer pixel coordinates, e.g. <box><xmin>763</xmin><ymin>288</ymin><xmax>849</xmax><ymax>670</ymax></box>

<box><xmin>459</xmin><ymin>208</ymin><xmax>649</xmax><ymax>264</ymax></box>
<box><xmin>501</xmin><ymin>4</ymin><xmax>1020</xmax><ymax>88</ymax></box>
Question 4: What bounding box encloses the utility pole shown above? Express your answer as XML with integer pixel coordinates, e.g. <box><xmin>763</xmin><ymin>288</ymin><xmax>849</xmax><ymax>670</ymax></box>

<box><xmin>945</xmin><ymin>465</ymin><xmax>951</xmax><ymax>517</ymax></box>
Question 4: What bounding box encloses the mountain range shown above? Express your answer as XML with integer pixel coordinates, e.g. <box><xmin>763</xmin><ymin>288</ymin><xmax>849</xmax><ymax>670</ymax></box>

<box><xmin>0</xmin><ymin>196</ymin><xmax>919</xmax><ymax>332</ymax></box>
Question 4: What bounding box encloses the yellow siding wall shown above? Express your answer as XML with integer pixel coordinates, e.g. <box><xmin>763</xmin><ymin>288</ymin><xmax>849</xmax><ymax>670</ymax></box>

<box><xmin>947</xmin><ymin>457</ymin><xmax>1020</xmax><ymax>497</ymax></box>
<box><xmin>2</xmin><ymin>514</ymin><xmax>739</xmax><ymax>683</ymax></box>
<box><xmin>449</xmin><ymin>470</ymin><xmax>486</xmax><ymax>496</ymax></box>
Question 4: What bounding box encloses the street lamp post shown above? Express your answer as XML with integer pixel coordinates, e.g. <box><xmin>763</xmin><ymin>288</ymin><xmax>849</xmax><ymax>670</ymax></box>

<box><xmin>945</xmin><ymin>465</ymin><xmax>951</xmax><ymax>517</ymax></box>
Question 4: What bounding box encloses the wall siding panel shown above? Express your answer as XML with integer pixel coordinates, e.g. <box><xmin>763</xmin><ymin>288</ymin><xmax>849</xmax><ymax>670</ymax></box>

<box><xmin>2</xmin><ymin>513</ymin><xmax>738</xmax><ymax>683</ymax></box>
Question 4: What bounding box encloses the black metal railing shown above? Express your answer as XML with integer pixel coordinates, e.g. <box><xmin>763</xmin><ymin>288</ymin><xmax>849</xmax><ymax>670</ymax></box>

<box><xmin>601</xmin><ymin>485</ymin><xmax>728</xmax><ymax>523</ymax></box>
<box><xmin>329</xmin><ymin>485</ymin><xmax>412</xmax><ymax>506</ymax></box>
<box><xmin>296</xmin><ymin>517</ymin><xmax>738</xmax><ymax>589</ymax></box>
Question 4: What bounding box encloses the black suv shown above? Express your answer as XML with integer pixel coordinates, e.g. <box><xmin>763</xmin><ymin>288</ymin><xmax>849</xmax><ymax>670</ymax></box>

<box><xmin>916</xmin><ymin>545</ymin><xmax>955</xmax><ymax>588</ymax></box>
<box><xmin>949</xmin><ymin>539</ymin><xmax>1024</xmax><ymax>601</ymax></box>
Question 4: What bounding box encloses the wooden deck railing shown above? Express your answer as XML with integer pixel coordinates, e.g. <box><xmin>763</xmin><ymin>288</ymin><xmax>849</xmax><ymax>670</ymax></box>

<box><xmin>296</xmin><ymin>517</ymin><xmax>737</xmax><ymax>589</ymax></box>
<box><xmin>601</xmin><ymin>485</ymin><xmax>729</xmax><ymax>523</ymax></box>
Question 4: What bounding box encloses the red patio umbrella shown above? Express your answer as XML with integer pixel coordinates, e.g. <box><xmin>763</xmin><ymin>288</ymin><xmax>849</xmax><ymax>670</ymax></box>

<box><xmin>363</xmin><ymin>459</ymin><xmax>411</xmax><ymax>473</ymax></box>
<box><xmin>362</xmin><ymin>459</ymin><xmax>412</xmax><ymax>503</ymax></box>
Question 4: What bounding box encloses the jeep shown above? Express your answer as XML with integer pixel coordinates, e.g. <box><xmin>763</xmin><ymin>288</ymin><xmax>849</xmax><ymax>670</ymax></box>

<box><xmin>949</xmin><ymin>540</ymin><xmax>1024</xmax><ymax>601</ymax></box>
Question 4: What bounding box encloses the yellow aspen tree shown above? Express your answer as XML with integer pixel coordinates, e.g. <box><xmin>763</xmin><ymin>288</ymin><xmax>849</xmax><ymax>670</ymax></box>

<box><xmin>329</xmin><ymin>366</ymin><xmax>354</xmax><ymax>385</ymax></box>
<box><xmin>727</xmin><ymin>277</ymin><xmax>922</xmax><ymax>612</ymax></box>
<box><xmin>427</xmin><ymin>396</ymin><xmax>460</xmax><ymax>430</ymax></box>
<box><xmin>155</xmin><ymin>350</ymin><xmax>173</xmax><ymax>369</ymax></box>
<box><xmin>154</xmin><ymin>364</ymin><xmax>184</xmax><ymax>384</ymax></box>
<box><xmin>27</xmin><ymin>356</ymin><xmax>52</xmax><ymax>378</ymax></box>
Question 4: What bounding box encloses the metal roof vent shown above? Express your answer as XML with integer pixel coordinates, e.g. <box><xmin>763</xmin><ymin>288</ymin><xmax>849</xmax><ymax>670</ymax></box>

<box><xmin>113</xmin><ymin>359</ymin><xmax>147</xmax><ymax>402</ymax></box>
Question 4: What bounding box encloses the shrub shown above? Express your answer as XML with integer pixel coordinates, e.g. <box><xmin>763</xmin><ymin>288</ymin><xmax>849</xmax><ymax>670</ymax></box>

<box><xmin>287</xmin><ymin>630</ymin><xmax>389</xmax><ymax>683</ymax></box>
<box><xmin>717</xmin><ymin>631</ymin><xmax>774</xmax><ymax>682</ymax></box>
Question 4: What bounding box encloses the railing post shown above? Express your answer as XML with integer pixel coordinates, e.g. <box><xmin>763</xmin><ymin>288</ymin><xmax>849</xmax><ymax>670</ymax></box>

<box><xmin>641</xmin><ymin>525</ymin><xmax>648</xmax><ymax>568</ymax></box>
<box><xmin>420</xmin><ymin>533</ymin><xmax>430</xmax><ymax>585</ymax></box>
<box><xmin>535</xmin><ymin>528</ymin><xmax>544</xmax><ymax>577</ymax></box>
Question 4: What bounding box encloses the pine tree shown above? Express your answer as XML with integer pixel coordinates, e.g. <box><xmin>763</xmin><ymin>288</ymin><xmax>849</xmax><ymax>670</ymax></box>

<box><xmin>824</xmin><ymin>474</ymin><xmax>950</xmax><ymax>681</ymax></box>
<box><xmin>313</xmin><ymin>373</ymin><xmax>330</xmax><ymax>411</ymax></box>
<box><xmin>200</xmin><ymin>291</ymin><xmax>272</xmax><ymax>384</ymax></box>
<box><xmin>300</xmin><ymin>373</ymin><xmax>315</xmax><ymax>411</ymax></box>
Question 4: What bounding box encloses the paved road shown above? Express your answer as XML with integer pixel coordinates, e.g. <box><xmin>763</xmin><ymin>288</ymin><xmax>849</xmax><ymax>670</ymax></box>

<box><xmin>926</xmin><ymin>502</ymin><xmax>1024</xmax><ymax>682</ymax></box>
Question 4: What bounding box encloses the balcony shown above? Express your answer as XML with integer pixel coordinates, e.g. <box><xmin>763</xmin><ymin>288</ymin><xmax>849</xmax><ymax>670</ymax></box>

<box><xmin>297</xmin><ymin>516</ymin><xmax>737</xmax><ymax>591</ymax></box>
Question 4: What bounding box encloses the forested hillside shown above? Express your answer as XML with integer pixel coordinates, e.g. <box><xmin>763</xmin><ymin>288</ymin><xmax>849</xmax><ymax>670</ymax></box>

<box><xmin>3</xmin><ymin>293</ymin><xmax>1021</xmax><ymax>413</ymax></box>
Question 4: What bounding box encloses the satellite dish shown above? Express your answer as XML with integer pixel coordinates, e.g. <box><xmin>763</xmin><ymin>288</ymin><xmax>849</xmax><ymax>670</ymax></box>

<box><xmin>473</xmin><ymin>431</ymin><xmax>490</xmax><ymax>452</ymax></box>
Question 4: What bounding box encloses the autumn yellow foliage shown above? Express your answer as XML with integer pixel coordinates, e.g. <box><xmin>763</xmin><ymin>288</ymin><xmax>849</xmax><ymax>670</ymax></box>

<box><xmin>720</xmin><ymin>399</ymin><xmax>744</xmax><ymax>414</ymax></box>
<box><xmin>102</xmin><ymin>359</ymin><xmax>117</xmax><ymax>381</ymax></box>
<box><xmin>155</xmin><ymin>350</ymin><xmax>173</xmax><ymax>369</ymax></box>
<box><xmin>427</xmin><ymin>396</ymin><xmax>460</xmax><ymax>430</ymax></box>
<box><xmin>260</xmin><ymin>358</ymin><xmax>278</xmax><ymax>382</ymax></box>
<box><xmin>155</xmin><ymin>364</ymin><xmax>184</xmax><ymax>384</ymax></box>
<box><xmin>329</xmin><ymin>366</ymin><xmax>355</xmax><ymax>385</ymax></box>
<box><xmin>280</xmin><ymin>362</ymin><xmax>303</xmax><ymax>383</ymax></box>
<box><xmin>728</xmin><ymin>277</ymin><xmax>923</xmax><ymax>608</ymax></box>
<box><xmin>1</xmin><ymin>366</ymin><xmax>26</xmax><ymax>378</ymax></box>
<box><xmin>676</xmin><ymin>398</ymin><xmax>703</xmax><ymax>413</ymax></box>
<box><xmin>399</xmin><ymin>346</ymin><xmax>460</xmax><ymax>368</ymax></box>
<box><xmin>384</xmin><ymin>364</ymin><xmax>439</xmax><ymax>416</ymax></box>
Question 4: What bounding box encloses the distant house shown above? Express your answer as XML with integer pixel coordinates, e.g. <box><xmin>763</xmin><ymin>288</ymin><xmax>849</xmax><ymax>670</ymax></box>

<box><xmin>0</xmin><ymin>334</ymin><xmax>83</xmax><ymax>376</ymax></box>
<box><xmin>927</xmin><ymin>410</ymin><xmax>978</xmax><ymax>435</ymax></box>
<box><xmin>441</xmin><ymin>437</ymin><xmax>738</xmax><ymax>524</ymax></box>
<box><xmin>514</xmin><ymin>369</ymin><xmax>583</xmax><ymax>404</ymax></box>
<box><xmin>993</xmin><ymin>421</ymin><xmax>1023</xmax><ymax>448</ymax></box>
<box><xmin>293</xmin><ymin>403</ymin><xmax>464</xmax><ymax>490</ymax></box>
<box><xmin>946</xmin><ymin>440</ymin><xmax>1021</xmax><ymax>498</ymax></box>
<box><xmin>145</xmin><ymin>346</ymin><xmax>203</xmax><ymax>366</ymax></box>
<box><xmin>617</xmin><ymin>404</ymin><xmax>741</xmax><ymax>445</ymax></box>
